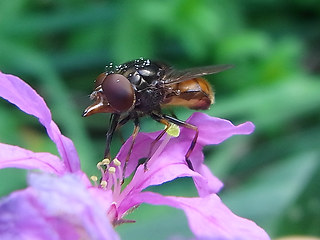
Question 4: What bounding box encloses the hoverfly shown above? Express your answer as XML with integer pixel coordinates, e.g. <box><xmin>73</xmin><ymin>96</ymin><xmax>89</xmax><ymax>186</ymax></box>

<box><xmin>83</xmin><ymin>58</ymin><xmax>232</xmax><ymax>175</ymax></box>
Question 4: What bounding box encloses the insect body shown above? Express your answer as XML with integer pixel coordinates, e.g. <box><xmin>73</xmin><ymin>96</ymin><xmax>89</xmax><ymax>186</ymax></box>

<box><xmin>83</xmin><ymin>58</ymin><xmax>232</xmax><ymax>174</ymax></box>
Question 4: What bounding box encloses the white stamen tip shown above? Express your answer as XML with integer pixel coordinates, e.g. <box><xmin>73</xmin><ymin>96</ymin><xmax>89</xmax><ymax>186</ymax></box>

<box><xmin>101</xmin><ymin>180</ymin><xmax>107</xmax><ymax>188</ymax></box>
<box><xmin>102</xmin><ymin>158</ymin><xmax>111</xmax><ymax>165</ymax></box>
<box><xmin>108</xmin><ymin>167</ymin><xmax>116</xmax><ymax>174</ymax></box>
<box><xmin>113</xmin><ymin>158</ymin><xmax>121</xmax><ymax>166</ymax></box>
<box><xmin>90</xmin><ymin>175</ymin><xmax>98</xmax><ymax>182</ymax></box>
<box><xmin>97</xmin><ymin>161</ymin><xmax>103</xmax><ymax>169</ymax></box>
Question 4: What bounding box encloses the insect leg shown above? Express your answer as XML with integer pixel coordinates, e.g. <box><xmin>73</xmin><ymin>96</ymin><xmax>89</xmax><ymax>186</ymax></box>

<box><xmin>168</xmin><ymin>108</ymin><xmax>178</xmax><ymax>119</ymax></box>
<box><xmin>104</xmin><ymin>113</ymin><xmax>120</xmax><ymax>159</ymax></box>
<box><xmin>122</xmin><ymin>117</ymin><xmax>140</xmax><ymax>181</ymax></box>
<box><xmin>143</xmin><ymin>113</ymin><xmax>171</xmax><ymax>171</ymax></box>
<box><xmin>117</xmin><ymin>114</ymin><xmax>132</xmax><ymax>129</ymax></box>
<box><xmin>163</xmin><ymin>114</ymin><xmax>198</xmax><ymax>170</ymax></box>
<box><xmin>116</xmin><ymin>115</ymin><xmax>132</xmax><ymax>144</ymax></box>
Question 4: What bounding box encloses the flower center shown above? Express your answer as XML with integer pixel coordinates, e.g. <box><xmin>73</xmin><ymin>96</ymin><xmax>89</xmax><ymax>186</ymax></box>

<box><xmin>91</xmin><ymin>158</ymin><xmax>123</xmax><ymax>199</ymax></box>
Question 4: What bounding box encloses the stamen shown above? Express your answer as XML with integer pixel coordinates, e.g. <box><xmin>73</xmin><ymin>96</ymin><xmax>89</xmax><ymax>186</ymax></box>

<box><xmin>166</xmin><ymin>123</ymin><xmax>180</xmax><ymax>137</ymax></box>
<box><xmin>97</xmin><ymin>161</ymin><xmax>103</xmax><ymax>170</ymax></box>
<box><xmin>90</xmin><ymin>175</ymin><xmax>98</xmax><ymax>182</ymax></box>
<box><xmin>102</xmin><ymin>158</ymin><xmax>111</xmax><ymax>165</ymax></box>
<box><xmin>113</xmin><ymin>158</ymin><xmax>121</xmax><ymax>166</ymax></box>
<box><xmin>97</xmin><ymin>161</ymin><xmax>106</xmax><ymax>177</ymax></box>
<box><xmin>108</xmin><ymin>166</ymin><xmax>121</xmax><ymax>199</ymax></box>
<box><xmin>90</xmin><ymin>175</ymin><xmax>98</xmax><ymax>186</ymax></box>
<box><xmin>109</xmin><ymin>167</ymin><xmax>116</xmax><ymax>174</ymax></box>
<box><xmin>112</xmin><ymin>158</ymin><xmax>123</xmax><ymax>185</ymax></box>
<box><xmin>101</xmin><ymin>180</ymin><xmax>107</xmax><ymax>189</ymax></box>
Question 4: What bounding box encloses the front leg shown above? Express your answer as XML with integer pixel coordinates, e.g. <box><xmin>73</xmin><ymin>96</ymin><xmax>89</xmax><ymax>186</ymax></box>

<box><xmin>122</xmin><ymin>117</ymin><xmax>140</xmax><ymax>182</ymax></box>
<box><xmin>104</xmin><ymin>113</ymin><xmax>120</xmax><ymax>159</ymax></box>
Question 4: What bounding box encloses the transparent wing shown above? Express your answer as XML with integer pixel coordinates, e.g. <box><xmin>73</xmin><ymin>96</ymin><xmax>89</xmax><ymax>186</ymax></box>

<box><xmin>163</xmin><ymin>64</ymin><xmax>233</xmax><ymax>85</ymax></box>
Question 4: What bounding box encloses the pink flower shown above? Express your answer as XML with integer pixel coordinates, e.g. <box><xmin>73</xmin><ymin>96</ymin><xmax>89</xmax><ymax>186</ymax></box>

<box><xmin>0</xmin><ymin>173</ymin><xmax>119</xmax><ymax>240</ymax></box>
<box><xmin>0</xmin><ymin>72</ymin><xmax>119</xmax><ymax>240</ymax></box>
<box><xmin>102</xmin><ymin>115</ymin><xmax>268</xmax><ymax>239</ymax></box>
<box><xmin>0</xmin><ymin>71</ymin><xmax>270</xmax><ymax>240</ymax></box>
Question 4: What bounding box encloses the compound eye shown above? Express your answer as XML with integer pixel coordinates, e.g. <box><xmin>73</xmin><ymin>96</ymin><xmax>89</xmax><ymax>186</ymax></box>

<box><xmin>102</xmin><ymin>74</ymin><xmax>135</xmax><ymax>112</ymax></box>
<box><xmin>94</xmin><ymin>73</ymin><xmax>107</xmax><ymax>89</ymax></box>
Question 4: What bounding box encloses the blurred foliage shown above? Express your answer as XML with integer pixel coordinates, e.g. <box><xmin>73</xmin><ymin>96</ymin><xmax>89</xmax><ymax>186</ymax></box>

<box><xmin>0</xmin><ymin>0</ymin><xmax>320</xmax><ymax>239</ymax></box>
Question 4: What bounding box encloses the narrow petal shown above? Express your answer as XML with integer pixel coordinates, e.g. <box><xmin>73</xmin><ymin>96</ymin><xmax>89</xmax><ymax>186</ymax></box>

<box><xmin>0</xmin><ymin>72</ymin><xmax>80</xmax><ymax>172</ymax></box>
<box><xmin>115</xmin><ymin>131</ymin><xmax>158</xmax><ymax>177</ymax></box>
<box><xmin>0</xmin><ymin>173</ymin><xmax>119</xmax><ymax>240</ymax></box>
<box><xmin>49</xmin><ymin>121</ymin><xmax>81</xmax><ymax>172</ymax></box>
<box><xmin>0</xmin><ymin>143</ymin><xmax>65</xmax><ymax>174</ymax></box>
<box><xmin>0</xmin><ymin>72</ymin><xmax>51</xmax><ymax>125</ymax></box>
<box><xmin>118</xmin><ymin>140</ymin><xmax>223</xmax><ymax>212</ymax></box>
<box><xmin>194</xmin><ymin>163</ymin><xmax>224</xmax><ymax>196</ymax></box>
<box><xmin>186</xmin><ymin>112</ymin><xmax>255</xmax><ymax>146</ymax></box>
<box><xmin>132</xmin><ymin>192</ymin><xmax>270</xmax><ymax>240</ymax></box>
<box><xmin>117</xmin><ymin>131</ymin><xmax>223</xmax><ymax>194</ymax></box>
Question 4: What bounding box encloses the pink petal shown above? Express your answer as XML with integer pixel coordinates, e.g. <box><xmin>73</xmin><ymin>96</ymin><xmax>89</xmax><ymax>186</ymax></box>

<box><xmin>0</xmin><ymin>188</ymin><xmax>81</xmax><ymax>240</ymax></box>
<box><xmin>116</xmin><ymin>132</ymin><xmax>158</xmax><ymax>177</ymax></box>
<box><xmin>0</xmin><ymin>72</ymin><xmax>80</xmax><ymax>172</ymax></box>
<box><xmin>118</xmin><ymin>143</ymin><xmax>223</xmax><ymax>212</ymax></box>
<box><xmin>0</xmin><ymin>173</ymin><xmax>119</xmax><ymax>240</ymax></box>
<box><xmin>116</xmin><ymin>131</ymin><xmax>223</xmax><ymax>193</ymax></box>
<box><xmin>0</xmin><ymin>143</ymin><xmax>65</xmax><ymax>174</ymax></box>
<box><xmin>133</xmin><ymin>192</ymin><xmax>270</xmax><ymax>240</ymax></box>
<box><xmin>49</xmin><ymin>121</ymin><xmax>80</xmax><ymax>173</ymax></box>
<box><xmin>186</xmin><ymin>112</ymin><xmax>255</xmax><ymax>146</ymax></box>
<box><xmin>194</xmin><ymin>163</ymin><xmax>224</xmax><ymax>196</ymax></box>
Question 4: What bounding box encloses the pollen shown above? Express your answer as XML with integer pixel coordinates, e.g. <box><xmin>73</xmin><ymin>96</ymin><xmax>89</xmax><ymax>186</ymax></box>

<box><xmin>109</xmin><ymin>167</ymin><xmax>116</xmax><ymax>174</ymax></box>
<box><xmin>166</xmin><ymin>123</ymin><xmax>180</xmax><ymax>137</ymax></box>
<box><xmin>102</xmin><ymin>158</ymin><xmax>111</xmax><ymax>165</ymax></box>
<box><xmin>113</xmin><ymin>158</ymin><xmax>121</xmax><ymax>166</ymax></box>
<box><xmin>100</xmin><ymin>180</ymin><xmax>107</xmax><ymax>188</ymax></box>
<box><xmin>97</xmin><ymin>161</ymin><xmax>103</xmax><ymax>169</ymax></box>
<box><xmin>90</xmin><ymin>175</ymin><xmax>98</xmax><ymax>182</ymax></box>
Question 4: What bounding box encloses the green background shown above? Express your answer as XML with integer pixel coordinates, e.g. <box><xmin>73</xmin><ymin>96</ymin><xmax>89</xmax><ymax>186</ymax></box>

<box><xmin>0</xmin><ymin>0</ymin><xmax>319</xmax><ymax>239</ymax></box>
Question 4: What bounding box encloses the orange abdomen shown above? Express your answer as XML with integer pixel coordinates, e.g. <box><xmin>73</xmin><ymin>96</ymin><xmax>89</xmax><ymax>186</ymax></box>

<box><xmin>162</xmin><ymin>78</ymin><xmax>214</xmax><ymax>110</ymax></box>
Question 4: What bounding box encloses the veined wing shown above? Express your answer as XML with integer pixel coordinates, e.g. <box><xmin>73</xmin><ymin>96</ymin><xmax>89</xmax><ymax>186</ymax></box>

<box><xmin>163</xmin><ymin>64</ymin><xmax>233</xmax><ymax>85</ymax></box>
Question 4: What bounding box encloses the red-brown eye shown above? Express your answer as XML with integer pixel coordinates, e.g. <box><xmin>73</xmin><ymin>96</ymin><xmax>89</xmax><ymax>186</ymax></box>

<box><xmin>94</xmin><ymin>73</ymin><xmax>107</xmax><ymax>89</ymax></box>
<box><xmin>102</xmin><ymin>74</ymin><xmax>135</xmax><ymax>112</ymax></box>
